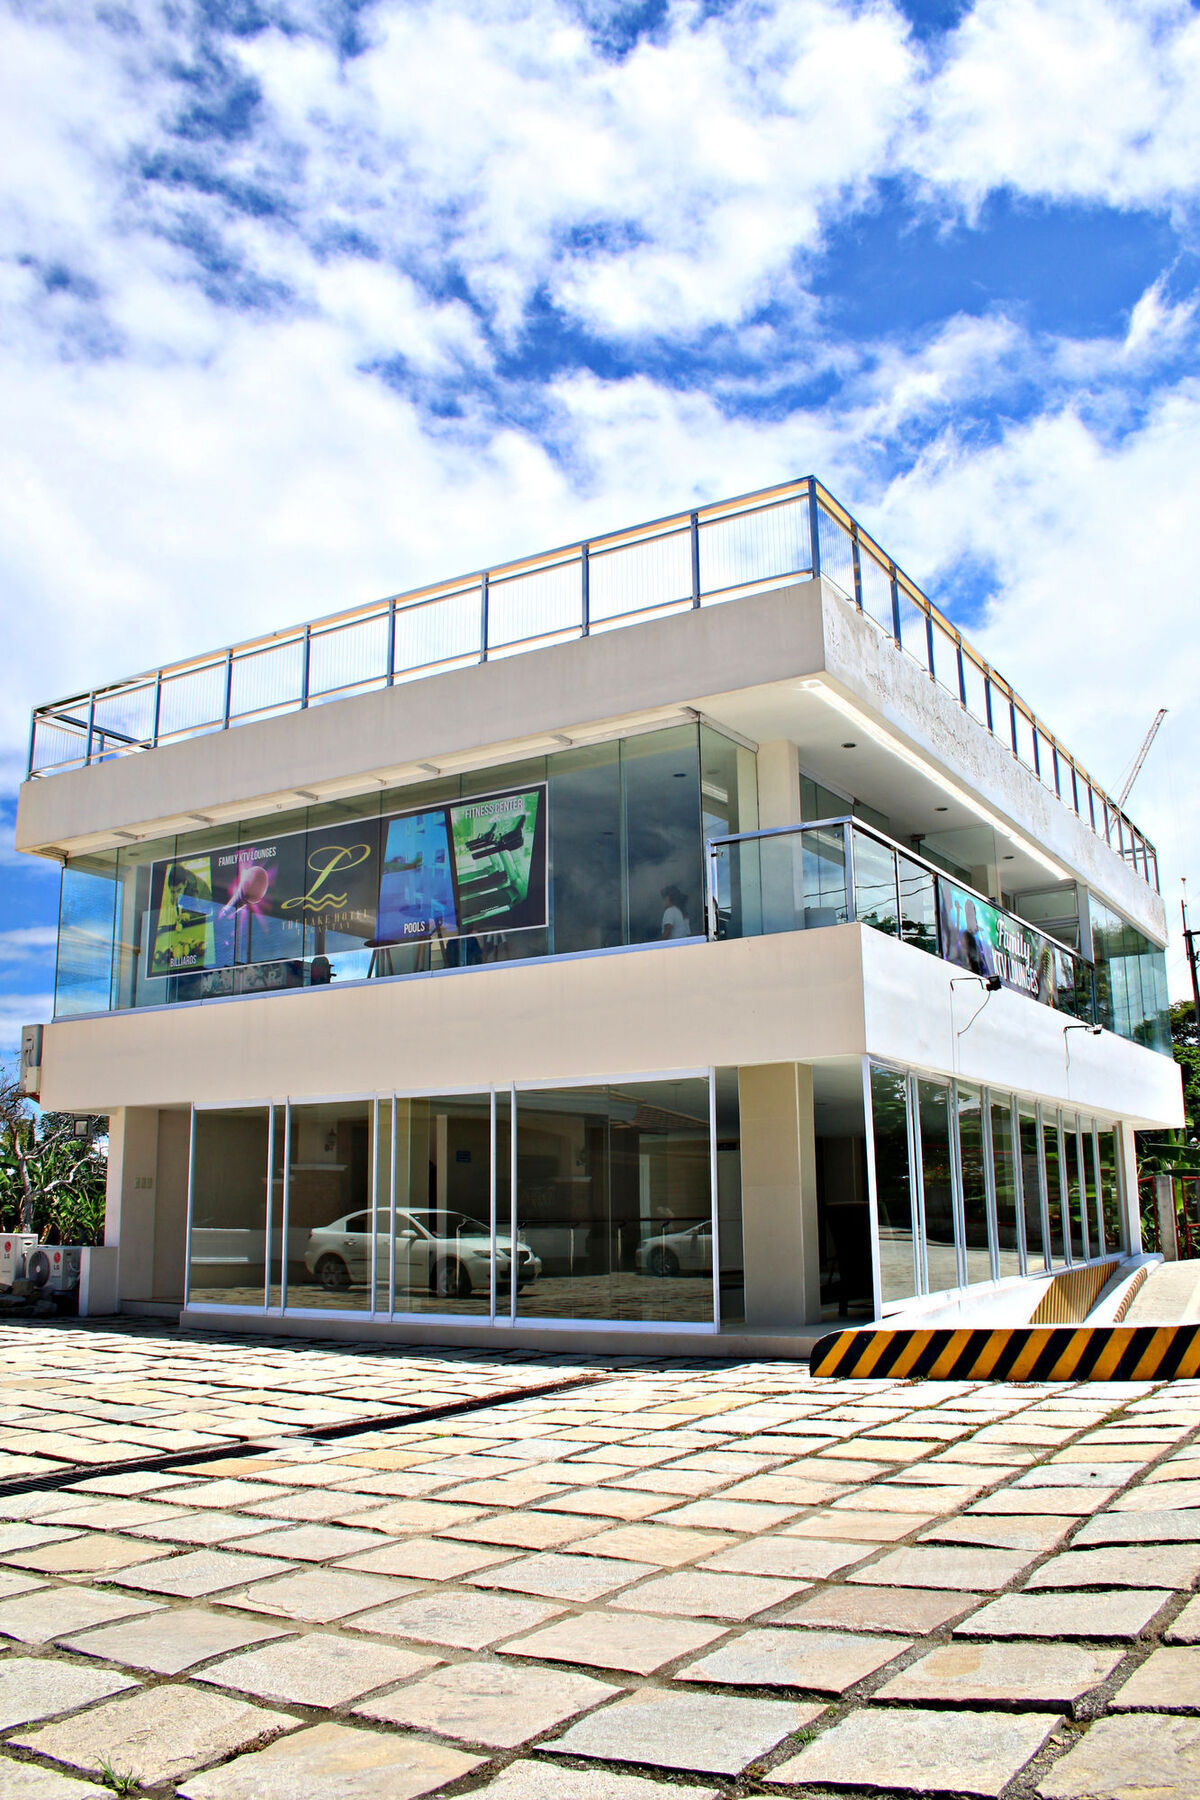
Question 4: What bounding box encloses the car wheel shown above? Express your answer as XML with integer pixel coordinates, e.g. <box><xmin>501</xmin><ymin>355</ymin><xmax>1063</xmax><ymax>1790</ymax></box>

<box><xmin>315</xmin><ymin>1254</ymin><xmax>350</xmax><ymax>1290</ymax></box>
<box><xmin>645</xmin><ymin>1246</ymin><xmax>679</xmax><ymax>1278</ymax></box>
<box><xmin>433</xmin><ymin>1258</ymin><xmax>472</xmax><ymax>1299</ymax></box>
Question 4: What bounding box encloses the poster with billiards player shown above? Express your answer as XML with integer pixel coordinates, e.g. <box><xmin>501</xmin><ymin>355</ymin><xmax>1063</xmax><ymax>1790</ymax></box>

<box><xmin>149</xmin><ymin>821</ymin><xmax>381</xmax><ymax>979</ymax></box>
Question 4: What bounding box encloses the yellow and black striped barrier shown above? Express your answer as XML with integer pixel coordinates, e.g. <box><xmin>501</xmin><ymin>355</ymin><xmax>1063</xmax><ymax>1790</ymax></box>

<box><xmin>809</xmin><ymin>1323</ymin><xmax>1200</xmax><ymax>1383</ymax></box>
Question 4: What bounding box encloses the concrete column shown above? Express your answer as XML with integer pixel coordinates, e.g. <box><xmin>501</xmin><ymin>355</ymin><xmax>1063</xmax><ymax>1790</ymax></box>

<box><xmin>756</xmin><ymin>741</ymin><xmax>802</xmax><ymax>831</ymax></box>
<box><xmin>1119</xmin><ymin>1122</ymin><xmax>1143</xmax><ymax>1255</ymax></box>
<box><xmin>1156</xmin><ymin>1174</ymin><xmax>1178</xmax><ymax>1261</ymax></box>
<box><xmin>739</xmin><ymin>1062</ymin><xmax>821</xmax><ymax>1328</ymax></box>
<box><xmin>105</xmin><ymin>1107</ymin><xmax>160</xmax><ymax>1304</ymax></box>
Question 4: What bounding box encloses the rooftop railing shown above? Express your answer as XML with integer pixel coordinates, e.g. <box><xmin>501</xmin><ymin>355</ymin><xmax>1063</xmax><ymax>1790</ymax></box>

<box><xmin>26</xmin><ymin>476</ymin><xmax>1158</xmax><ymax>892</ymax></box>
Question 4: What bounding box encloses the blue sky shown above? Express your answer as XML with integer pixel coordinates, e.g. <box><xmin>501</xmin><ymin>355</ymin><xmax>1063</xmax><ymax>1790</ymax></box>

<box><xmin>3</xmin><ymin>0</ymin><xmax>1200</xmax><ymax>1051</ymax></box>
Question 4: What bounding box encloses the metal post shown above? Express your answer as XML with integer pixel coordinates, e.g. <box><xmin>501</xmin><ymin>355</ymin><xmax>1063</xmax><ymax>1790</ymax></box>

<box><xmin>26</xmin><ymin>711</ymin><xmax>37</xmax><ymax>780</ymax></box>
<box><xmin>184</xmin><ymin>1106</ymin><xmax>197</xmax><ymax>1310</ymax></box>
<box><xmin>690</xmin><ymin>512</ymin><xmax>701</xmax><ymax>606</ymax></box>
<box><xmin>85</xmin><ymin>692</ymin><xmax>96</xmax><ymax>766</ymax></box>
<box><xmin>222</xmin><ymin>650</ymin><xmax>234</xmax><ymax>729</ymax></box>
<box><xmin>851</xmin><ymin>532</ymin><xmax>863</xmax><ymax>612</ymax></box>
<box><xmin>708</xmin><ymin>1071</ymin><xmax>721</xmax><ymax>1330</ymax></box>
<box><xmin>152</xmin><ymin>672</ymin><xmax>162</xmax><ymax>748</ymax></box>
<box><xmin>386</xmin><ymin>600</ymin><xmax>396</xmax><ymax>687</ymax></box>
<box><xmin>480</xmin><ymin>572</ymin><xmax>490</xmax><ymax>662</ymax></box>
<box><xmin>1183</xmin><ymin>894</ymin><xmax>1200</xmax><ymax>1031</ymax></box>
<box><xmin>264</xmin><ymin>1107</ymin><xmax>275</xmax><ymax>1312</ymax></box>
<box><xmin>300</xmin><ymin>628</ymin><xmax>311</xmax><ymax>709</ymax></box>
<box><xmin>280</xmin><ymin>1101</ymin><xmax>291</xmax><ymax>1310</ymax></box>
<box><xmin>955</xmin><ymin>643</ymin><xmax>967</xmax><ymax>709</ymax></box>
<box><xmin>924</xmin><ymin>611</ymin><xmax>935</xmax><ymax>681</ymax></box>
<box><xmin>808</xmin><ymin>480</ymin><xmax>822</xmax><ymax>580</ymax></box>
<box><xmin>843</xmin><ymin>821</ymin><xmax>856</xmax><ymax>923</ymax></box>
<box><xmin>889</xmin><ymin>571</ymin><xmax>902</xmax><ymax>645</ymax></box>
<box><xmin>984</xmin><ymin>676</ymin><xmax>994</xmax><ymax>735</ymax></box>
<box><xmin>489</xmin><ymin>1088</ymin><xmax>497</xmax><ymax>1323</ymax></box>
<box><xmin>581</xmin><ymin>544</ymin><xmax>590</xmax><ymax>636</ymax></box>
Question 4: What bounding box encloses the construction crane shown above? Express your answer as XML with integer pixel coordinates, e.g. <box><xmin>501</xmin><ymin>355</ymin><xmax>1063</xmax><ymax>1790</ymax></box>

<box><xmin>1117</xmin><ymin>708</ymin><xmax>1167</xmax><ymax>809</ymax></box>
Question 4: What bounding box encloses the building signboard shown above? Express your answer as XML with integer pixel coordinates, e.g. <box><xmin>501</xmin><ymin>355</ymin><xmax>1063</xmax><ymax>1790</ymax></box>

<box><xmin>937</xmin><ymin>878</ymin><xmax>1074</xmax><ymax>1009</ymax></box>
<box><xmin>147</xmin><ymin>784</ymin><xmax>546</xmax><ymax>976</ymax></box>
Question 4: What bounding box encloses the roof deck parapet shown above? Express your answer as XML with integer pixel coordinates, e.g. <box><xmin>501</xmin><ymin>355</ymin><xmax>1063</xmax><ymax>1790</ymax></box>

<box><xmin>25</xmin><ymin>475</ymin><xmax>1159</xmax><ymax>894</ymax></box>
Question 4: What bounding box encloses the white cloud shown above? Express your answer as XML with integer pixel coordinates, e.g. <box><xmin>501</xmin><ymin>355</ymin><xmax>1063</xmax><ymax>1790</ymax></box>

<box><xmin>0</xmin><ymin>929</ymin><xmax>58</xmax><ymax>960</ymax></box>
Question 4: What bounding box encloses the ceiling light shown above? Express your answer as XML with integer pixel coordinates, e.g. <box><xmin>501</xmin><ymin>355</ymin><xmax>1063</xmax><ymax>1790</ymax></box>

<box><xmin>801</xmin><ymin>679</ymin><xmax>1072</xmax><ymax>882</ymax></box>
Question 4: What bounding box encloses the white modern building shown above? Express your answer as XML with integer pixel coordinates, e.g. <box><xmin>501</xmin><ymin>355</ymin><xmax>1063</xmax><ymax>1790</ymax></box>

<box><xmin>17</xmin><ymin>477</ymin><xmax>1182</xmax><ymax>1352</ymax></box>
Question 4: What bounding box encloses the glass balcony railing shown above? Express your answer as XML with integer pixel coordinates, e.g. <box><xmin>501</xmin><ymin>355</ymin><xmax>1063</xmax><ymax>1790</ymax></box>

<box><xmin>26</xmin><ymin>475</ymin><xmax>1159</xmax><ymax>894</ymax></box>
<box><xmin>707</xmin><ymin>819</ymin><xmax>1096</xmax><ymax>1022</ymax></box>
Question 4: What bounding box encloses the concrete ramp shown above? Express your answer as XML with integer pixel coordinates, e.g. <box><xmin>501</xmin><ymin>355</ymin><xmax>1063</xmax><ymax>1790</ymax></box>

<box><xmin>1123</xmin><ymin>1260</ymin><xmax>1200</xmax><ymax>1324</ymax></box>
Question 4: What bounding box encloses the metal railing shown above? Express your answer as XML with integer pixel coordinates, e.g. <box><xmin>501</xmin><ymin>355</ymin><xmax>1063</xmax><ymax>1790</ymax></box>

<box><xmin>27</xmin><ymin>475</ymin><xmax>1159</xmax><ymax>892</ymax></box>
<box><xmin>706</xmin><ymin>817</ymin><xmax>1095</xmax><ymax>1022</ymax></box>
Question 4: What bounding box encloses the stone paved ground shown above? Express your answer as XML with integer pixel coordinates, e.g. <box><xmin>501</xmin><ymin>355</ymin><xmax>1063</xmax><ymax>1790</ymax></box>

<box><xmin>0</xmin><ymin>1322</ymin><xmax>1198</xmax><ymax>1798</ymax></box>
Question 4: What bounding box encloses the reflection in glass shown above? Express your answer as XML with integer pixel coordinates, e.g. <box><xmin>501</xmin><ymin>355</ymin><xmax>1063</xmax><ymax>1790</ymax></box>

<box><xmin>853</xmin><ymin>833</ymin><xmax>898</xmax><ymax>935</ymax></box>
<box><xmin>289</xmin><ymin>1100</ymin><xmax>373</xmax><ymax>1310</ymax></box>
<box><xmin>1098</xmin><ymin>1129</ymin><xmax>1123</xmax><ymax>1253</ymax></box>
<box><xmin>816</xmin><ymin>1063</ymin><xmax>872</xmax><ymax>1323</ymax></box>
<box><xmin>1064</xmin><ymin>1117</ymin><xmax>1087</xmax><ymax>1260</ymax></box>
<box><xmin>515</xmin><ymin>1078</ymin><xmax>712</xmax><ymax>1323</ymax></box>
<box><xmin>870</xmin><ymin>1066</ymin><xmax>916</xmax><ymax>1303</ymax></box>
<box><xmin>957</xmin><ymin>1085</ymin><xmax>991</xmax><ymax>1284</ymax></box>
<box><xmin>267</xmin><ymin>1104</ymin><xmax>286</xmax><ymax>1308</ymax></box>
<box><xmin>1043</xmin><ymin>1111</ymin><xmax>1066</xmax><ymax>1266</ymax></box>
<box><xmin>393</xmin><ymin>1095</ymin><xmax>494</xmax><ymax>1316</ymax></box>
<box><xmin>990</xmin><ymin>1098</ymin><xmax>1022</xmax><ymax>1280</ymax></box>
<box><xmin>374</xmin><ymin>1098</ymin><xmax>393</xmax><ymax>1313</ymax></box>
<box><xmin>187</xmin><ymin>1108</ymin><xmax>269</xmax><ymax>1307</ymax></box>
<box><xmin>55</xmin><ymin>853</ymin><xmax>117</xmax><ymax>1017</ymax></box>
<box><xmin>1019</xmin><ymin>1108</ymin><xmax>1045</xmax><ymax>1270</ymax></box>
<box><xmin>548</xmin><ymin>743</ymin><xmax>621</xmax><ymax>951</ymax></box>
<box><xmin>898</xmin><ymin>856</ymin><xmax>938</xmax><ymax>954</ymax></box>
<box><xmin>714</xmin><ymin>1070</ymin><xmax>745</xmax><ymax>1327</ymax></box>
<box><xmin>919</xmin><ymin>1080</ymin><xmax>958</xmax><ymax>1293</ymax></box>
<box><xmin>622</xmin><ymin>726</ymin><xmax>703</xmax><ymax>945</ymax></box>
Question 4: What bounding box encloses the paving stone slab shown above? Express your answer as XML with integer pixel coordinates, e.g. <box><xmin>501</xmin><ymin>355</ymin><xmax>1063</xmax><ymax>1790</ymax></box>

<box><xmin>461</xmin><ymin>1761</ymin><xmax>719</xmax><ymax>1800</ymax></box>
<box><xmin>0</xmin><ymin>1571</ymin><xmax>47</xmax><ymax>1599</ymax></box>
<box><xmin>470</xmin><ymin>1551</ymin><xmax>655</xmax><ymax>1601</ymax></box>
<box><xmin>7</xmin><ymin>1532</ymin><xmax>175</xmax><ymax>1576</ymax></box>
<box><xmin>501</xmin><ymin>1610</ymin><xmax>726</xmax><ymax>1675</ymax></box>
<box><xmin>771</xmin><ymin>1703</ymin><xmax>1060</xmax><ymax>1794</ymax></box>
<box><xmin>849</xmin><ymin>1544</ymin><xmax>1035</xmax><ymax>1590</ymax></box>
<box><xmin>544</xmin><ymin>1687</ymin><xmax>817</xmax><ymax>1775</ymax></box>
<box><xmin>924</xmin><ymin>1514</ymin><xmax>1077</xmax><ymax>1552</ymax></box>
<box><xmin>0</xmin><ymin>1586</ymin><xmax>163</xmax><ymax>1644</ymax></box>
<box><xmin>61</xmin><ymin>1606</ymin><xmax>295</xmax><ymax>1674</ymax></box>
<box><xmin>10</xmin><ymin>1684</ymin><xmax>294</xmax><ymax>1788</ymax></box>
<box><xmin>783</xmin><ymin>1509</ymin><xmax>935</xmax><ymax>1541</ymax></box>
<box><xmin>346</xmin><ymin>1587</ymin><xmax>563</xmax><ymax>1649</ymax></box>
<box><xmin>1019</xmin><ymin>1464</ymin><xmax>1140</xmax><ymax>1487</ymax></box>
<box><xmin>1076</xmin><ymin>1509</ymin><xmax>1200</xmax><ymax>1546</ymax></box>
<box><xmin>971</xmin><ymin>1490</ymin><xmax>1104</xmax><ymax>1515</ymax></box>
<box><xmin>878</xmin><ymin>1639</ymin><xmax>1122</xmax><ymax>1705</ymax></box>
<box><xmin>1111</xmin><ymin>1645</ymin><xmax>1200</xmax><ymax>1710</ymax></box>
<box><xmin>112</xmin><ymin>1548</ymin><xmax>297</xmax><ymax>1596</ymax></box>
<box><xmin>1039</xmin><ymin>1711</ymin><xmax>1200</xmax><ymax>1797</ymax></box>
<box><xmin>338</xmin><ymin>1534</ymin><xmax>515</xmax><ymax>1579</ymax></box>
<box><xmin>778</xmin><ymin>1584</ymin><xmax>980</xmax><ymax>1634</ymax></box>
<box><xmin>0</xmin><ymin>1762</ymin><xmax>109</xmax><ymax>1797</ymax></box>
<box><xmin>609</xmin><ymin>1568</ymin><xmax>806</xmax><ymax>1620</ymax></box>
<box><xmin>1025</xmin><ymin>1545</ymin><xmax>1200</xmax><ymax>1589</ymax></box>
<box><xmin>225</xmin><ymin>1523</ymin><xmax>388</xmax><ymax>1562</ymax></box>
<box><xmin>358</xmin><ymin>1657</ymin><xmax>617</xmax><ymax>1746</ymax></box>
<box><xmin>198</xmin><ymin>1629</ymin><xmax>438</xmax><ymax>1706</ymax></box>
<box><xmin>957</xmin><ymin>1588</ymin><xmax>1171</xmax><ymax>1640</ymax></box>
<box><xmin>565</xmin><ymin>1522</ymin><xmax>737</xmax><ymax>1567</ymax></box>
<box><xmin>538</xmin><ymin>1488</ymin><xmax>666</xmax><ymax>1519</ymax></box>
<box><xmin>0</xmin><ymin>1656</ymin><xmax>139</xmax><ymax>1730</ymax></box>
<box><xmin>702</xmin><ymin>1537</ymin><xmax>875</xmax><ymax>1580</ymax></box>
<box><xmin>222</xmin><ymin>1567</ymin><xmax>418</xmax><ymax>1622</ymax></box>
<box><xmin>441</xmin><ymin>1510</ymin><xmax>607</xmax><ymax>1549</ymax></box>
<box><xmin>1167</xmin><ymin>1596</ymin><xmax>1200</xmax><ymax>1643</ymax></box>
<box><xmin>176</xmin><ymin>1720</ymin><xmax>483</xmax><ymax>1799</ymax></box>
<box><xmin>1110</xmin><ymin>1479</ymin><xmax>1200</xmax><ymax>1512</ymax></box>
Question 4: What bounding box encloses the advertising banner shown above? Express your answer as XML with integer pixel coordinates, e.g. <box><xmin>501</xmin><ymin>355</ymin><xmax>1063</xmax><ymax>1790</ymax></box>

<box><xmin>148</xmin><ymin>785</ymin><xmax>546</xmax><ymax>976</ymax></box>
<box><xmin>937</xmin><ymin>879</ymin><xmax>1073</xmax><ymax>1009</ymax></box>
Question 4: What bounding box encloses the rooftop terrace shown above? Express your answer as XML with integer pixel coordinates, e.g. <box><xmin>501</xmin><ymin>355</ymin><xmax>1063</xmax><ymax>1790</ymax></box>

<box><xmin>25</xmin><ymin>475</ymin><xmax>1159</xmax><ymax>893</ymax></box>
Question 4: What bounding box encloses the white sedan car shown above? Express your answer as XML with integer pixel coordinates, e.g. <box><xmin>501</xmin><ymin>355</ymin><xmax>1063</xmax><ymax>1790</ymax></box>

<box><xmin>636</xmin><ymin>1219</ymin><xmax>712</xmax><ymax>1278</ymax></box>
<box><xmin>305</xmin><ymin>1207</ymin><xmax>541</xmax><ymax>1300</ymax></box>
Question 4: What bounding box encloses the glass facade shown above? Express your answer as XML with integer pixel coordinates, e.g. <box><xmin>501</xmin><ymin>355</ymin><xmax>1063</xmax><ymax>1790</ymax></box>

<box><xmin>57</xmin><ymin>723</ymin><xmax>753</xmax><ymax>1018</ymax></box>
<box><xmin>868</xmin><ymin>1064</ymin><xmax>1128</xmax><ymax>1308</ymax></box>
<box><xmin>187</xmin><ymin>1074</ymin><xmax>724</xmax><ymax>1328</ymax></box>
<box><xmin>1091</xmin><ymin>898</ymin><xmax>1171</xmax><ymax>1054</ymax></box>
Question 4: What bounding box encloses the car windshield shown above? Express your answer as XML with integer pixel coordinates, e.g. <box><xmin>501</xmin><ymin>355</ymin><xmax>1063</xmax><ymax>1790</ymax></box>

<box><xmin>400</xmin><ymin>1211</ymin><xmax>488</xmax><ymax>1239</ymax></box>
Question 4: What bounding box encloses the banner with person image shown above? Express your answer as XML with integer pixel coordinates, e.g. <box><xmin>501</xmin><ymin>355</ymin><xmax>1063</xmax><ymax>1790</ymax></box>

<box><xmin>937</xmin><ymin>878</ymin><xmax>1073</xmax><ymax>1009</ymax></box>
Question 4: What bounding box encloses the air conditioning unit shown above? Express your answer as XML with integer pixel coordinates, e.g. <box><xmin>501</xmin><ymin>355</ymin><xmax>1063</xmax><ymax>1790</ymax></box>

<box><xmin>0</xmin><ymin>1234</ymin><xmax>39</xmax><ymax>1285</ymax></box>
<box><xmin>26</xmin><ymin>1246</ymin><xmax>82</xmax><ymax>1293</ymax></box>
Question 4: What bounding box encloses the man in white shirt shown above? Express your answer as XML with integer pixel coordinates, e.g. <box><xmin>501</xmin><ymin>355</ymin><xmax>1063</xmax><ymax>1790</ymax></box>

<box><xmin>660</xmin><ymin>885</ymin><xmax>691</xmax><ymax>939</ymax></box>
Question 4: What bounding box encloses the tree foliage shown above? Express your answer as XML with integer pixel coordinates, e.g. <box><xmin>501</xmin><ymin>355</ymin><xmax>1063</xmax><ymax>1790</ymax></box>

<box><xmin>0</xmin><ymin>1074</ymin><xmax>107</xmax><ymax>1245</ymax></box>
